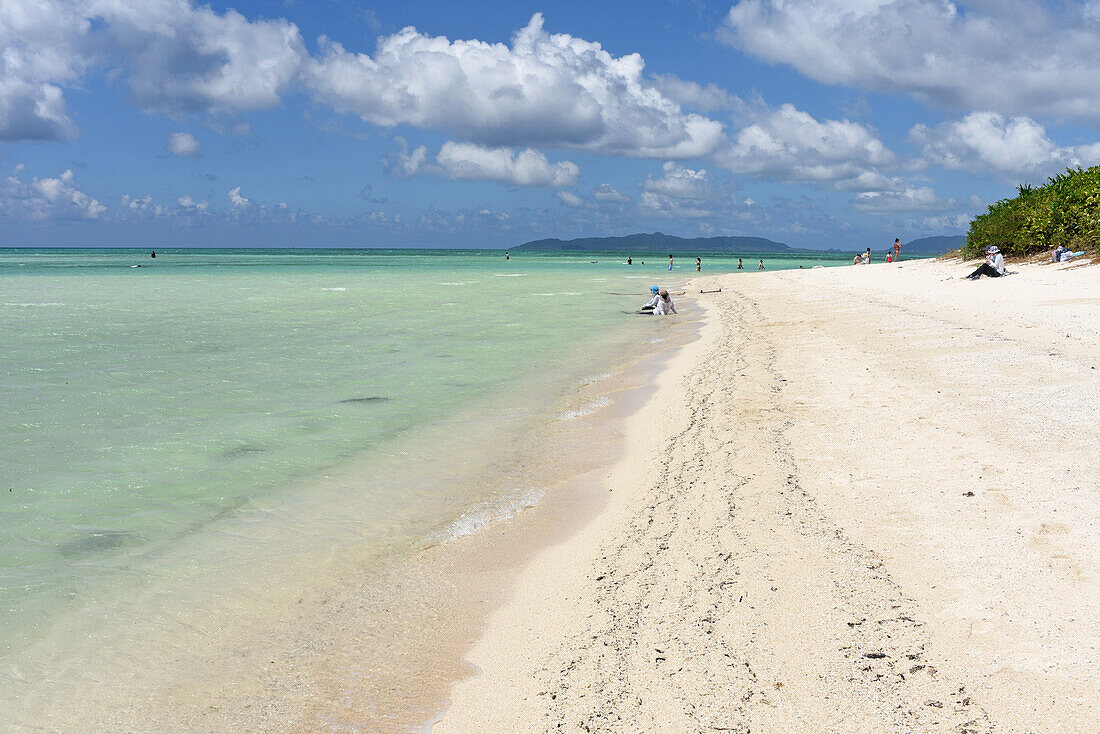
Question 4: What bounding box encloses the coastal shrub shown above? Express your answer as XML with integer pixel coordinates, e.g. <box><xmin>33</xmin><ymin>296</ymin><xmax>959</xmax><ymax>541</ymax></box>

<box><xmin>963</xmin><ymin>165</ymin><xmax>1100</xmax><ymax>259</ymax></box>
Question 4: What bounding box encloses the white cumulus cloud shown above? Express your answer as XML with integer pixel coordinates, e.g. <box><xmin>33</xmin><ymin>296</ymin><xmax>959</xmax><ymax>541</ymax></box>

<box><xmin>851</xmin><ymin>186</ymin><xmax>955</xmax><ymax>214</ymax></box>
<box><xmin>167</xmin><ymin>131</ymin><xmax>201</xmax><ymax>157</ymax></box>
<box><xmin>0</xmin><ymin>0</ymin><xmax>87</xmax><ymax>141</ymax></box>
<box><xmin>94</xmin><ymin>0</ymin><xmax>307</xmax><ymax>115</ymax></box>
<box><xmin>649</xmin><ymin>74</ymin><xmax>742</xmax><ymax>113</ymax></box>
<box><xmin>0</xmin><ymin>167</ymin><xmax>104</xmax><ymax>219</ymax></box>
<box><xmin>381</xmin><ymin>136</ymin><xmax>431</xmax><ymax>179</ymax></box>
<box><xmin>642</xmin><ymin>162</ymin><xmax>710</xmax><ymax>200</ymax></box>
<box><xmin>717</xmin><ymin>103</ymin><xmax>895</xmax><ymax>187</ymax></box>
<box><xmin>721</xmin><ymin>0</ymin><xmax>1100</xmax><ymax>124</ymax></box>
<box><xmin>3</xmin><ymin>6</ymin><xmax>722</xmax><ymax>161</ymax></box>
<box><xmin>177</xmin><ymin>194</ymin><xmax>208</xmax><ymax>211</ymax></box>
<box><xmin>383</xmin><ymin>137</ymin><xmax>580</xmax><ymax>187</ymax></box>
<box><xmin>435</xmin><ymin>142</ymin><xmax>580</xmax><ymax>187</ymax></box>
<box><xmin>911</xmin><ymin>112</ymin><xmax>1100</xmax><ymax>178</ymax></box>
<box><xmin>592</xmin><ymin>183</ymin><xmax>630</xmax><ymax>203</ymax></box>
<box><xmin>306</xmin><ymin>13</ymin><xmax>724</xmax><ymax>158</ymax></box>
<box><xmin>0</xmin><ymin>0</ymin><xmax>307</xmax><ymax>141</ymax></box>
<box><xmin>228</xmin><ymin>185</ymin><xmax>249</xmax><ymax>208</ymax></box>
<box><xmin>556</xmin><ymin>190</ymin><xmax>591</xmax><ymax>208</ymax></box>
<box><xmin>638</xmin><ymin>191</ymin><xmax>712</xmax><ymax>218</ymax></box>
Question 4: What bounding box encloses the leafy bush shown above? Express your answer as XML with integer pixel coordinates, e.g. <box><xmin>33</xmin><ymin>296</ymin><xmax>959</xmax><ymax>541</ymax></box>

<box><xmin>963</xmin><ymin>165</ymin><xmax>1100</xmax><ymax>259</ymax></box>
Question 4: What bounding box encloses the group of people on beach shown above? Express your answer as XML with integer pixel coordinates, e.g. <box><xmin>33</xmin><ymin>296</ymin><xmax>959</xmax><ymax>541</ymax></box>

<box><xmin>853</xmin><ymin>238</ymin><xmax>903</xmax><ymax>265</ymax></box>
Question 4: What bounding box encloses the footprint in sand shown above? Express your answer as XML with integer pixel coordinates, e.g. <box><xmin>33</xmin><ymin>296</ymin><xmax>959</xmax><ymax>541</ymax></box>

<box><xmin>1030</xmin><ymin>522</ymin><xmax>1084</xmax><ymax>580</ymax></box>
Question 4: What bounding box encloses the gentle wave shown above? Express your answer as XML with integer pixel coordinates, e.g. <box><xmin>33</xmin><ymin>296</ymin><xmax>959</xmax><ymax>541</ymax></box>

<box><xmin>321</xmin><ymin>287</ymin><xmax>346</xmax><ymax>291</ymax></box>
<box><xmin>5</xmin><ymin>302</ymin><xmax>66</xmax><ymax>307</ymax></box>
<box><xmin>580</xmin><ymin>372</ymin><xmax>612</xmax><ymax>386</ymax></box>
<box><xmin>493</xmin><ymin>273</ymin><xmax>526</xmax><ymax>277</ymax></box>
<box><xmin>430</xmin><ymin>487</ymin><xmax>546</xmax><ymax>543</ymax></box>
<box><xmin>558</xmin><ymin>395</ymin><xmax>610</xmax><ymax>420</ymax></box>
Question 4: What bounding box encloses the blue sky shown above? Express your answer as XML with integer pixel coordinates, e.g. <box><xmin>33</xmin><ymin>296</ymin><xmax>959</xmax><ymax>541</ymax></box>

<box><xmin>2</xmin><ymin>0</ymin><xmax>1099</xmax><ymax>248</ymax></box>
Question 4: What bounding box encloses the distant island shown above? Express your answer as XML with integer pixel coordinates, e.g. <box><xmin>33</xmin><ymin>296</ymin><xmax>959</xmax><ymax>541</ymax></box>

<box><xmin>514</xmin><ymin>233</ymin><xmax>797</xmax><ymax>253</ymax></box>
<box><xmin>514</xmin><ymin>232</ymin><xmax>965</xmax><ymax>256</ymax></box>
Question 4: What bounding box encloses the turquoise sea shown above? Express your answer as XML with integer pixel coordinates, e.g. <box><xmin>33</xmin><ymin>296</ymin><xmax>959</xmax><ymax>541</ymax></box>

<box><xmin>0</xmin><ymin>247</ymin><xmax>848</xmax><ymax>727</ymax></box>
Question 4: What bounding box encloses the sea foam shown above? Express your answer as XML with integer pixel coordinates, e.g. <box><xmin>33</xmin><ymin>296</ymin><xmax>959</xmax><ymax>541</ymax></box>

<box><xmin>430</xmin><ymin>487</ymin><xmax>546</xmax><ymax>543</ymax></box>
<box><xmin>558</xmin><ymin>395</ymin><xmax>611</xmax><ymax>420</ymax></box>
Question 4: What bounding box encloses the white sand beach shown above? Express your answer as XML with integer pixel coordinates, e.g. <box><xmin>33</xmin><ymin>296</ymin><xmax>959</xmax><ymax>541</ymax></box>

<box><xmin>432</xmin><ymin>257</ymin><xmax>1100</xmax><ymax>733</ymax></box>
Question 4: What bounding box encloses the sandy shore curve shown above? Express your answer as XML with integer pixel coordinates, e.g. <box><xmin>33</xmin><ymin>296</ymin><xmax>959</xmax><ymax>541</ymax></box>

<box><xmin>431</xmin><ymin>257</ymin><xmax>1099</xmax><ymax>733</ymax></box>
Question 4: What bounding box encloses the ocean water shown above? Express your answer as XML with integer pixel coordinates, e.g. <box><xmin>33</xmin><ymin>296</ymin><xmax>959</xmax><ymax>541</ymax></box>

<box><xmin>0</xmin><ymin>247</ymin><xmax>847</xmax><ymax>726</ymax></box>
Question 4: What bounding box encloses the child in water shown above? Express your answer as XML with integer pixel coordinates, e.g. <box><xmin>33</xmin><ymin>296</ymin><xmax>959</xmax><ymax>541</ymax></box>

<box><xmin>654</xmin><ymin>289</ymin><xmax>677</xmax><ymax>315</ymax></box>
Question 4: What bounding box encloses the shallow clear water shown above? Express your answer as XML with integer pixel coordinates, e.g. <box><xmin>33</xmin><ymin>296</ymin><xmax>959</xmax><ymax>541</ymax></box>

<box><xmin>0</xmin><ymin>247</ymin><xmax>848</xmax><ymax>720</ymax></box>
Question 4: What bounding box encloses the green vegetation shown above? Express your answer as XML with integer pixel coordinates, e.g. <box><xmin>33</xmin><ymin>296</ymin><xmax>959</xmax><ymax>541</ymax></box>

<box><xmin>964</xmin><ymin>165</ymin><xmax>1100</xmax><ymax>258</ymax></box>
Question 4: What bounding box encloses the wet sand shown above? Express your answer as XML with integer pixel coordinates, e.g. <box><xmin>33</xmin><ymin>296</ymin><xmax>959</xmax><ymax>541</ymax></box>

<box><xmin>432</xmin><ymin>257</ymin><xmax>1100</xmax><ymax>733</ymax></box>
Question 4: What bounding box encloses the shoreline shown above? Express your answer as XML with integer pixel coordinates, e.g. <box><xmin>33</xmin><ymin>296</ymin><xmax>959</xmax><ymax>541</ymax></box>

<box><xmin>432</xmin><ymin>258</ymin><xmax>1100</xmax><ymax>732</ymax></box>
<box><xmin>1</xmin><ymin>279</ymin><xmax>704</xmax><ymax>733</ymax></box>
<box><xmin>287</xmin><ymin>303</ymin><xmax>705</xmax><ymax>732</ymax></box>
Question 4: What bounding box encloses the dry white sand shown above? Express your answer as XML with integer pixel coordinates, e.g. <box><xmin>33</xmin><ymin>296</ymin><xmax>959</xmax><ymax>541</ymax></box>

<box><xmin>432</xmin><ymin>257</ymin><xmax>1099</xmax><ymax>733</ymax></box>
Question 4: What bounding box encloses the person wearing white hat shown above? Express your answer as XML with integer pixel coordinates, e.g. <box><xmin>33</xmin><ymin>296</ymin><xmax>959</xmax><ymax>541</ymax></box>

<box><xmin>966</xmin><ymin>246</ymin><xmax>1006</xmax><ymax>279</ymax></box>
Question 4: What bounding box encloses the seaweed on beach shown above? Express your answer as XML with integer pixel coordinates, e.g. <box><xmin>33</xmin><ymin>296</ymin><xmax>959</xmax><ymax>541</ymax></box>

<box><xmin>964</xmin><ymin>165</ymin><xmax>1100</xmax><ymax>258</ymax></box>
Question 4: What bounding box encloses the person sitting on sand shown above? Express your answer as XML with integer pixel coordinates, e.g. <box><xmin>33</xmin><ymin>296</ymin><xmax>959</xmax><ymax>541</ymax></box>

<box><xmin>654</xmin><ymin>289</ymin><xmax>677</xmax><ymax>315</ymax></box>
<box><xmin>853</xmin><ymin>254</ymin><xmax>862</xmax><ymax>265</ymax></box>
<box><xmin>966</xmin><ymin>246</ymin><xmax>1006</xmax><ymax>279</ymax></box>
<box><xmin>641</xmin><ymin>285</ymin><xmax>661</xmax><ymax>312</ymax></box>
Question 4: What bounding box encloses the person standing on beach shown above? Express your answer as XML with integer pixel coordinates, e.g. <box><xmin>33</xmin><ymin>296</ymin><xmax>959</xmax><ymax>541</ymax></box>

<box><xmin>695</xmin><ymin>257</ymin><xmax>701</xmax><ymax>272</ymax></box>
<box><xmin>737</xmin><ymin>258</ymin><xmax>743</xmax><ymax>270</ymax></box>
<box><xmin>893</xmin><ymin>238</ymin><xmax>901</xmax><ymax>262</ymax></box>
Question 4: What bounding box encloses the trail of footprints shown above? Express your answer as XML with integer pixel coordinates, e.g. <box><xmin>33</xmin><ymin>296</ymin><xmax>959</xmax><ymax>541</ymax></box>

<box><xmin>532</xmin><ymin>292</ymin><xmax>996</xmax><ymax>733</ymax></box>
